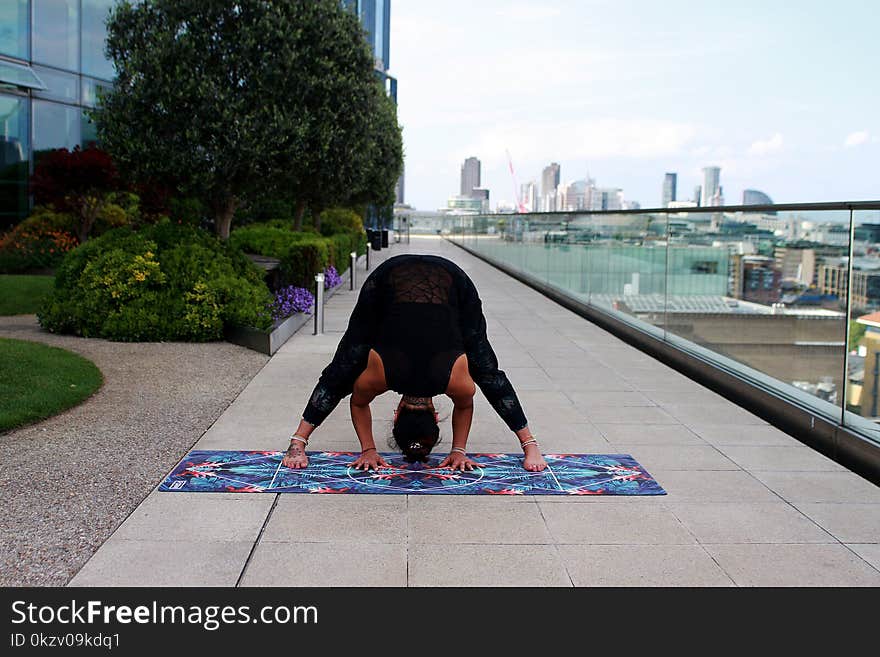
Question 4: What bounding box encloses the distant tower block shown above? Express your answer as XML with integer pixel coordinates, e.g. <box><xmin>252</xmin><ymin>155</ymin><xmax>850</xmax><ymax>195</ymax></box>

<box><xmin>460</xmin><ymin>157</ymin><xmax>481</xmax><ymax>197</ymax></box>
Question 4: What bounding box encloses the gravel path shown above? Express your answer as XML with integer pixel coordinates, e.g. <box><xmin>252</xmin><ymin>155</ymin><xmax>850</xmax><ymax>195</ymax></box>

<box><xmin>0</xmin><ymin>315</ymin><xmax>269</xmax><ymax>586</ymax></box>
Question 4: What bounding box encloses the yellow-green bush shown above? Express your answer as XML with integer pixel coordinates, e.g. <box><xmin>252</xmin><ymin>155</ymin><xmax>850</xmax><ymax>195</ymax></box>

<box><xmin>38</xmin><ymin>220</ymin><xmax>273</xmax><ymax>341</ymax></box>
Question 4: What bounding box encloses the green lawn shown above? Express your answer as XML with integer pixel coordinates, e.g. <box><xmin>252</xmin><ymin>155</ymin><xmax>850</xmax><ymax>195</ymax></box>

<box><xmin>0</xmin><ymin>275</ymin><xmax>55</xmax><ymax>315</ymax></box>
<box><xmin>0</xmin><ymin>338</ymin><xmax>104</xmax><ymax>433</ymax></box>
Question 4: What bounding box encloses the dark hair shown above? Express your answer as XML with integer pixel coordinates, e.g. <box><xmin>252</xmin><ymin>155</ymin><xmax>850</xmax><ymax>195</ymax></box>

<box><xmin>391</xmin><ymin>406</ymin><xmax>440</xmax><ymax>462</ymax></box>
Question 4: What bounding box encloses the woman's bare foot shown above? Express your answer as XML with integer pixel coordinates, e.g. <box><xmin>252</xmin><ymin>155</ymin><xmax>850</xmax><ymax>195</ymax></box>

<box><xmin>282</xmin><ymin>440</ymin><xmax>309</xmax><ymax>469</ymax></box>
<box><xmin>523</xmin><ymin>445</ymin><xmax>547</xmax><ymax>472</ymax></box>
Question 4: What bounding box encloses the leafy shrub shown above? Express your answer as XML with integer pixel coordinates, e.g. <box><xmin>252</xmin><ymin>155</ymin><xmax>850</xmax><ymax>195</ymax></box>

<box><xmin>37</xmin><ymin>220</ymin><xmax>273</xmax><ymax>341</ymax></box>
<box><xmin>229</xmin><ymin>215</ymin><xmax>368</xmax><ymax>290</ymax></box>
<box><xmin>319</xmin><ymin>207</ymin><xmax>364</xmax><ymax>237</ymax></box>
<box><xmin>0</xmin><ymin>208</ymin><xmax>79</xmax><ymax>273</ymax></box>
<box><xmin>229</xmin><ymin>225</ymin><xmax>329</xmax><ymax>289</ymax></box>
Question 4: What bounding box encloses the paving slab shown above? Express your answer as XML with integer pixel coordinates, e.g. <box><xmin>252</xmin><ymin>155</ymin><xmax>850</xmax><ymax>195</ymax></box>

<box><xmin>557</xmin><ymin>545</ymin><xmax>734</xmax><ymax>587</ymax></box>
<box><xmin>790</xmin><ymin>503</ymin><xmax>880</xmax><ymax>543</ymax></box>
<box><xmin>846</xmin><ymin>544</ymin><xmax>880</xmax><ymax>571</ymax></box>
<box><xmin>538</xmin><ymin>503</ymin><xmax>697</xmax><ymax>544</ymax></box>
<box><xmin>666</xmin><ymin>502</ymin><xmax>836</xmax><ymax>543</ymax></box>
<box><xmin>108</xmin><ymin>492</ymin><xmax>275</xmax><ymax>542</ymax></box>
<box><xmin>408</xmin><ymin>497</ymin><xmax>551</xmax><ymax>544</ymax></box>
<box><xmin>750</xmin><ymin>471</ymin><xmax>880</xmax><ymax>503</ymax></box>
<box><xmin>261</xmin><ymin>495</ymin><xmax>407</xmax><ymax>544</ymax></box>
<box><xmin>716</xmin><ymin>445</ymin><xmax>848</xmax><ymax>472</ymax></box>
<box><xmin>688</xmin><ymin>424</ymin><xmax>801</xmax><ymax>446</ymax></box>
<box><xmin>241</xmin><ymin>542</ymin><xmax>407</xmax><ymax>586</ymax></box>
<box><xmin>609</xmin><ymin>444</ymin><xmax>740</xmax><ymax>471</ymax></box>
<box><xmin>704</xmin><ymin>544</ymin><xmax>880</xmax><ymax>586</ymax></box>
<box><xmin>595</xmin><ymin>423</ymin><xmax>707</xmax><ymax>445</ymax></box>
<box><xmin>645</xmin><ymin>470</ymin><xmax>780</xmax><ymax>502</ymax></box>
<box><xmin>408</xmin><ymin>544</ymin><xmax>571</xmax><ymax>587</ymax></box>
<box><xmin>69</xmin><ymin>539</ymin><xmax>253</xmax><ymax>587</ymax></box>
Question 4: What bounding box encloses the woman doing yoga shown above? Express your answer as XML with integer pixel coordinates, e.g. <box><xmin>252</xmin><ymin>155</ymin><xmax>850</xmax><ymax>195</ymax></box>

<box><xmin>282</xmin><ymin>253</ymin><xmax>547</xmax><ymax>473</ymax></box>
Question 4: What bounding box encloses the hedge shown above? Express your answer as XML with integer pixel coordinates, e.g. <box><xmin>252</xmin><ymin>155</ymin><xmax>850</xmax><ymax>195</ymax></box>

<box><xmin>229</xmin><ymin>221</ymin><xmax>367</xmax><ymax>290</ymax></box>
<box><xmin>38</xmin><ymin>220</ymin><xmax>273</xmax><ymax>341</ymax></box>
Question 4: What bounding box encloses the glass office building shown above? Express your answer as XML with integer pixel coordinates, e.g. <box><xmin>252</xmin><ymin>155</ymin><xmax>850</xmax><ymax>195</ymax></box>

<box><xmin>0</xmin><ymin>0</ymin><xmax>116</xmax><ymax>229</ymax></box>
<box><xmin>342</xmin><ymin>0</ymin><xmax>397</xmax><ymax>101</ymax></box>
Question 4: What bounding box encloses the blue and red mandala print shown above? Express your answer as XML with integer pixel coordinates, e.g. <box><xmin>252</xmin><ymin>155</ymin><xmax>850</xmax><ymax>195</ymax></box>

<box><xmin>159</xmin><ymin>451</ymin><xmax>666</xmax><ymax>495</ymax></box>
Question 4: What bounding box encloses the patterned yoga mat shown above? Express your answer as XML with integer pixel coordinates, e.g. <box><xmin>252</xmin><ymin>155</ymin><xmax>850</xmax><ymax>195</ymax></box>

<box><xmin>158</xmin><ymin>450</ymin><xmax>666</xmax><ymax>495</ymax></box>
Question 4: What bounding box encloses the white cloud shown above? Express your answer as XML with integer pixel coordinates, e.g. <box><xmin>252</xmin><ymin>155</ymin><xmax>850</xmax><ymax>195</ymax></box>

<box><xmin>748</xmin><ymin>133</ymin><xmax>783</xmax><ymax>156</ymax></box>
<box><xmin>845</xmin><ymin>131</ymin><xmax>870</xmax><ymax>147</ymax></box>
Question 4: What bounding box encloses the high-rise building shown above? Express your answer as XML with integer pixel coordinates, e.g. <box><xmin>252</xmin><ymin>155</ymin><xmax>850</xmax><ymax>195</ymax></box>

<box><xmin>541</xmin><ymin>163</ymin><xmax>560</xmax><ymax>198</ymax></box>
<box><xmin>541</xmin><ymin>162</ymin><xmax>560</xmax><ymax>212</ymax></box>
<box><xmin>460</xmin><ymin>157</ymin><xmax>481</xmax><ymax>197</ymax></box>
<box><xmin>694</xmin><ymin>185</ymin><xmax>702</xmax><ymax>207</ymax></box>
<box><xmin>702</xmin><ymin>166</ymin><xmax>721</xmax><ymax>207</ymax></box>
<box><xmin>519</xmin><ymin>181</ymin><xmax>537</xmax><ymax>212</ymax></box>
<box><xmin>662</xmin><ymin>173</ymin><xmax>677</xmax><ymax>207</ymax></box>
<box><xmin>343</xmin><ymin>0</ymin><xmax>394</xmax><ymax>93</ymax></box>
<box><xmin>564</xmin><ymin>179</ymin><xmax>590</xmax><ymax>211</ymax></box>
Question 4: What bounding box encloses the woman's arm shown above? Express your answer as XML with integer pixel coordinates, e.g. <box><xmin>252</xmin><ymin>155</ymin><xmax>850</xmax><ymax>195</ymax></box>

<box><xmin>348</xmin><ymin>351</ymin><xmax>389</xmax><ymax>471</ymax></box>
<box><xmin>454</xmin><ymin>270</ymin><xmax>529</xmax><ymax>433</ymax></box>
<box><xmin>300</xmin><ymin>266</ymin><xmax>385</xmax><ymax>431</ymax></box>
<box><xmin>454</xmin><ymin>269</ymin><xmax>547</xmax><ymax>472</ymax></box>
<box><xmin>438</xmin><ymin>352</ymin><xmax>478</xmax><ymax>471</ymax></box>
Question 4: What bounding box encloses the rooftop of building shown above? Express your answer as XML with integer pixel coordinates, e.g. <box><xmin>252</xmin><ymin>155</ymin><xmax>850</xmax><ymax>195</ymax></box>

<box><xmin>597</xmin><ymin>294</ymin><xmax>845</xmax><ymax>317</ymax></box>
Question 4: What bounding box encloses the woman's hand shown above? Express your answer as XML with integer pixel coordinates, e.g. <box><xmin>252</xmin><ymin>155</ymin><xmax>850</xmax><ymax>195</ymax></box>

<box><xmin>282</xmin><ymin>440</ymin><xmax>309</xmax><ymax>469</ymax></box>
<box><xmin>351</xmin><ymin>448</ymin><xmax>389</xmax><ymax>471</ymax></box>
<box><xmin>523</xmin><ymin>444</ymin><xmax>547</xmax><ymax>472</ymax></box>
<box><xmin>438</xmin><ymin>451</ymin><xmax>479</xmax><ymax>472</ymax></box>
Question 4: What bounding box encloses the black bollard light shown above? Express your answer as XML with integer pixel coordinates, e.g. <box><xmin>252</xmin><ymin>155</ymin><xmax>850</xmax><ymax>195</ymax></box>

<box><xmin>349</xmin><ymin>251</ymin><xmax>357</xmax><ymax>290</ymax></box>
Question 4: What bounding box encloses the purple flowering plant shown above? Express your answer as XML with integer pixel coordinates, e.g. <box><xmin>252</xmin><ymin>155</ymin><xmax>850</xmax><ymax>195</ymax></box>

<box><xmin>268</xmin><ymin>285</ymin><xmax>314</xmax><ymax>321</ymax></box>
<box><xmin>324</xmin><ymin>265</ymin><xmax>342</xmax><ymax>289</ymax></box>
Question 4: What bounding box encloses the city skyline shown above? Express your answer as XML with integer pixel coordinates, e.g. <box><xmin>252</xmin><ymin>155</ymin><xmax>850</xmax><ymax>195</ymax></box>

<box><xmin>391</xmin><ymin>0</ymin><xmax>880</xmax><ymax>211</ymax></box>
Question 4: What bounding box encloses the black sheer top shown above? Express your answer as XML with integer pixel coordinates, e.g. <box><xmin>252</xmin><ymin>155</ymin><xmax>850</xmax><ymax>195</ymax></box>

<box><xmin>301</xmin><ymin>253</ymin><xmax>528</xmax><ymax>432</ymax></box>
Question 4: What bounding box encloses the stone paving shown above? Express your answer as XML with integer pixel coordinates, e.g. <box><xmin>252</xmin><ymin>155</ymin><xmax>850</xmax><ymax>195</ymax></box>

<box><xmin>69</xmin><ymin>236</ymin><xmax>880</xmax><ymax>587</ymax></box>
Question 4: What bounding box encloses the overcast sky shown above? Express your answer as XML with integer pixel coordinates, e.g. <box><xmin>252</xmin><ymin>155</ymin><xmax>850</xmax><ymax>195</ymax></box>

<box><xmin>390</xmin><ymin>0</ymin><xmax>879</xmax><ymax>211</ymax></box>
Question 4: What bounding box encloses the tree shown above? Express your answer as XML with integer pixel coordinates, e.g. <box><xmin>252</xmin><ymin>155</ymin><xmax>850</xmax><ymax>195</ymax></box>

<box><xmin>93</xmin><ymin>0</ymin><xmax>378</xmax><ymax>239</ymax></box>
<box><xmin>346</xmin><ymin>83</ymin><xmax>404</xmax><ymax>215</ymax></box>
<box><xmin>30</xmin><ymin>146</ymin><xmax>121</xmax><ymax>243</ymax></box>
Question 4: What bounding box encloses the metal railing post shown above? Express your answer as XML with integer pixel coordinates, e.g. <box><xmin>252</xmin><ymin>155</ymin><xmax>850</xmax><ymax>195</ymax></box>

<box><xmin>313</xmin><ymin>272</ymin><xmax>324</xmax><ymax>335</ymax></box>
<box><xmin>350</xmin><ymin>251</ymin><xmax>357</xmax><ymax>290</ymax></box>
<box><xmin>366</xmin><ymin>242</ymin><xmax>370</xmax><ymax>271</ymax></box>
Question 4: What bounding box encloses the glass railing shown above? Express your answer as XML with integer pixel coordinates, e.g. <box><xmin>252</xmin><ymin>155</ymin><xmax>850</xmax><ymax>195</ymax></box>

<box><xmin>447</xmin><ymin>202</ymin><xmax>880</xmax><ymax>448</ymax></box>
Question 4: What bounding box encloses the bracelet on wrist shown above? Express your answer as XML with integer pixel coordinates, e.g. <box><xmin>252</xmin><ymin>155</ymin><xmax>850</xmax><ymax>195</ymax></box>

<box><xmin>361</xmin><ymin>446</ymin><xmax>377</xmax><ymax>454</ymax></box>
<box><xmin>451</xmin><ymin>446</ymin><xmax>467</xmax><ymax>455</ymax></box>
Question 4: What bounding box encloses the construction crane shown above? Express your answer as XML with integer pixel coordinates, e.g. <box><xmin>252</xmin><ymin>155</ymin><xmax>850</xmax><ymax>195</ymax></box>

<box><xmin>506</xmin><ymin>149</ymin><xmax>528</xmax><ymax>213</ymax></box>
